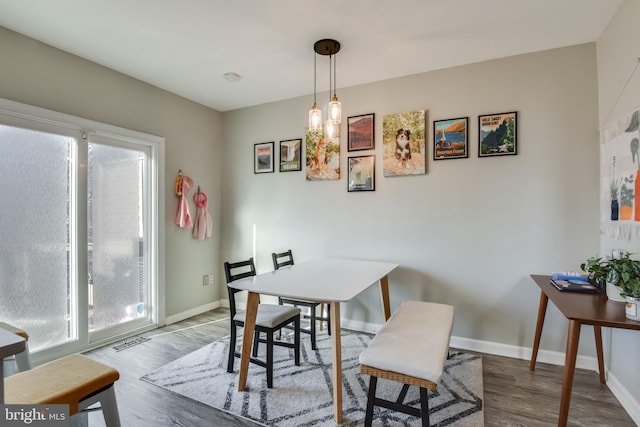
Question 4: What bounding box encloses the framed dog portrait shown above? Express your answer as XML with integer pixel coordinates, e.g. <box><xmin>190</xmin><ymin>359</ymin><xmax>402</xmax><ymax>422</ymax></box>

<box><xmin>348</xmin><ymin>155</ymin><xmax>375</xmax><ymax>192</ymax></box>
<box><xmin>382</xmin><ymin>110</ymin><xmax>426</xmax><ymax>176</ymax></box>
<box><xmin>347</xmin><ymin>113</ymin><xmax>375</xmax><ymax>151</ymax></box>
<box><xmin>433</xmin><ymin>117</ymin><xmax>468</xmax><ymax>160</ymax></box>
<box><xmin>279</xmin><ymin>138</ymin><xmax>302</xmax><ymax>172</ymax></box>
<box><xmin>478</xmin><ymin>111</ymin><xmax>517</xmax><ymax>157</ymax></box>
<box><xmin>305</xmin><ymin>129</ymin><xmax>340</xmax><ymax>181</ymax></box>
<box><xmin>254</xmin><ymin>142</ymin><xmax>274</xmax><ymax>174</ymax></box>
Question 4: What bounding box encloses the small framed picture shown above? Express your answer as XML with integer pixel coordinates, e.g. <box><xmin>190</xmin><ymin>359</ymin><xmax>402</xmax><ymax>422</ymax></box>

<box><xmin>348</xmin><ymin>155</ymin><xmax>375</xmax><ymax>192</ymax></box>
<box><xmin>478</xmin><ymin>111</ymin><xmax>517</xmax><ymax>157</ymax></box>
<box><xmin>279</xmin><ymin>138</ymin><xmax>302</xmax><ymax>172</ymax></box>
<box><xmin>254</xmin><ymin>142</ymin><xmax>274</xmax><ymax>173</ymax></box>
<box><xmin>433</xmin><ymin>117</ymin><xmax>468</xmax><ymax>160</ymax></box>
<box><xmin>347</xmin><ymin>113</ymin><xmax>375</xmax><ymax>151</ymax></box>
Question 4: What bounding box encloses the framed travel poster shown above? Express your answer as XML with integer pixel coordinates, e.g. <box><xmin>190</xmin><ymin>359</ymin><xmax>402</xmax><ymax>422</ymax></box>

<box><xmin>382</xmin><ymin>110</ymin><xmax>426</xmax><ymax>176</ymax></box>
<box><xmin>433</xmin><ymin>117</ymin><xmax>468</xmax><ymax>160</ymax></box>
<box><xmin>347</xmin><ymin>113</ymin><xmax>375</xmax><ymax>151</ymax></box>
<box><xmin>478</xmin><ymin>111</ymin><xmax>517</xmax><ymax>157</ymax></box>
<box><xmin>348</xmin><ymin>155</ymin><xmax>375</xmax><ymax>192</ymax></box>
<box><xmin>254</xmin><ymin>142</ymin><xmax>274</xmax><ymax>173</ymax></box>
<box><xmin>279</xmin><ymin>138</ymin><xmax>302</xmax><ymax>172</ymax></box>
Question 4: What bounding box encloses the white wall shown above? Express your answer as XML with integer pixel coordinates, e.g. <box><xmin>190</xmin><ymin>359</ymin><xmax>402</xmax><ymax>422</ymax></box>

<box><xmin>0</xmin><ymin>26</ymin><xmax>223</xmax><ymax>320</ymax></box>
<box><xmin>221</xmin><ymin>44</ymin><xmax>601</xmax><ymax>356</ymax></box>
<box><xmin>597</xmin><ymin>0</ymin><xmax>640</xmax><ymax>421</ymax></box>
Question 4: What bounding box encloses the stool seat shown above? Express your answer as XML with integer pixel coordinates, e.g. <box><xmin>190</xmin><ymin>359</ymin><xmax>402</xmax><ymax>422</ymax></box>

<box><xmin>5</xmin><ymin>354</ymin><xmax>120</xmax><ymax>416</ymax></box>
<box><xmin>0</xmin><ymin>323</ymin><xmax>29</xmax><ymax>340</ymax></box>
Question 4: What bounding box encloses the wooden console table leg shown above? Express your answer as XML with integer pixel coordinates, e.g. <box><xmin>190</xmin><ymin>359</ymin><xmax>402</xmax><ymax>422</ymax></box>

<box><xmin>593</xmin><ymin>325</ymin><xmax>606</xmax><ymax>384</ymax></box>
<box><xmin>237</xmin><ymin>291</ymin><xmax>259</xmax><ymax>391</ymax></box>
<box><xmin>530</xmin><ymin>291</ymin><xmax>548</xmax><ymax>371</ymax></box>
<box><xmin>559</xmin><ymin>319</ymin><xmax>581</xmax><ymax>427</ymax></box>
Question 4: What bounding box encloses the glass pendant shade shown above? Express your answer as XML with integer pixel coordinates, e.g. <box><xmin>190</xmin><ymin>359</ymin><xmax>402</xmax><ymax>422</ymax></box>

<box><xmin>308</xmin><ymin>103</ymin><xmax>323</xmax><ymax>131</ymax></box>
<box><xmin>325</xmin><ymin>119</ymin><xmax>339</xmax><ymax>140</ymax></box>
<box><xmin>327</xmin><ymin>96</ymin><xmax>341</xmax><ymax>123</ymax></box>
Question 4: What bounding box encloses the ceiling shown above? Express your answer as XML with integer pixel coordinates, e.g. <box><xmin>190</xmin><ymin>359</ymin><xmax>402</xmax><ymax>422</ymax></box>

<box><xmin>0</xmin><ymin>0</ymin><xmax>623</xmax><ymax>112</ymax></box>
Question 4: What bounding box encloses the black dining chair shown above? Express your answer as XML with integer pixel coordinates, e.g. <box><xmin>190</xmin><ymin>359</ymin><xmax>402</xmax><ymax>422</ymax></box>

<box><xmin>224</xmin><ymin>257</ymin><xmax>301</xmax><ymax>388</ymax></box>
<box><xmin>271</xmin><ymin>250</ymin><xmax>330</xmax><ymax>350</ymax></box>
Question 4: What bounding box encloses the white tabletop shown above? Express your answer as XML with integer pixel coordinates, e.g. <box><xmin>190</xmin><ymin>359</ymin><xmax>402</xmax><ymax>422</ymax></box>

<box><xmin>0</xmin><ymin>327</ymin><xmax>25</xmax><ymax>359</ymax></box>
<box><xmin>228</xmin><ymin>258</ymin><xmax>398</xmax><ymax>302</ymax></box>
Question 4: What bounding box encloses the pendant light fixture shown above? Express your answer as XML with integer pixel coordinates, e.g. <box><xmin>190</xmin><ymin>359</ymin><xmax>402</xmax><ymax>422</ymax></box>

<box><xmin>308</xmin><ymin>39</ymin><xmax>341</xmax><ymax>135</ymax></box>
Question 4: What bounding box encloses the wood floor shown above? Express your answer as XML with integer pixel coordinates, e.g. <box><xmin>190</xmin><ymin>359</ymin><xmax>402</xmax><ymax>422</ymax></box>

<box><xmin>82</xmin><ymin>307</ymin><xmax>636</xmax><ymax>426</ymax></box>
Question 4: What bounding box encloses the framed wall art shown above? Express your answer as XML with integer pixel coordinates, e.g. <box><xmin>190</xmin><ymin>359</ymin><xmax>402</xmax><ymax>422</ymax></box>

<box><xmin>348</xmin><ymin>155</ymin><xmax>375</xmax><ymax>192</ymax></box>
<box><xmin>478</xmin><ymin>111</ymin><xmax>517</xmax><ymax>157</ymax></box>
<box><xmin>433</xmin><ymin>117</ymin><xmax>468</xmax><ymax>160</ymax></box>
<box><xmin>279</xmin><ymin>138</ymin><xmax>302</xmax><ymax>172</ymax></box>
<box><xmin>305</xmin><ymin>129</ymin><xmax>340</xmax><ymax>181</ymax></box>
<box><xmin>347</xmin><ymin>113</ymin><xmax>375</xmax><ymax>151</ymax></box>
<box><xmin>254</xmin><ymin>142</ymin><xmax>274</xmax><ymax>173</ymax></box>
<box><xmin>382</xmin><ymin>110</ymin><xmax>426</xmax><ymax>176</ymax></box>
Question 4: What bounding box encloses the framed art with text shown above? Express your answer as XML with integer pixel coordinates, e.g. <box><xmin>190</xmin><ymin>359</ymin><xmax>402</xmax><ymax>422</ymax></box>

<box><xmin>348</xmin><ymin>155</ymin><xmax>375</xmax><ymax>192</ymax></box>
<box><xmin>254</xmin><ymin>142</ymin><xmax>274</xmax><ymax>173</ymax></box>
<box><xmin>433</xmin><ymin>117</ymin><xmax>468</xmax><ymax>160</ymax></box>
<box><xmin>347</xmin><ymin>113</ymin><xmax>375</xmax><ymax>151</ymax></box>
<box><xmin>279</xmin><ymin>138</ymin><xmax>302</xmax><ymax>172</ymax></box>
<box><xmin>478</xmin><ymin>111</ymin><xmax>517</xmax><ymax>157</ymax></box>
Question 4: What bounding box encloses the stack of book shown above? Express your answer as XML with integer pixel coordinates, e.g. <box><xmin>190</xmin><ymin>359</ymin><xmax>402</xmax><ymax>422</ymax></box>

<box><xmin>549</xmin><ymin>272</ymin><xmax>602</xmax><ymax>293</ymax></box>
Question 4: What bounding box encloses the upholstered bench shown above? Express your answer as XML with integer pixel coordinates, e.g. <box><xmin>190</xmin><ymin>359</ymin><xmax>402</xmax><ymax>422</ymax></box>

<box><xmin>359</xmin><ymin>300</ymin><xmax>454</xmax><ymax>427</ymax></box>
<box><xmin>4</xmin><ymin>354</ymin><xmax>121</xmax><ymax>426</ymax></box>
<box><xmin>0</xmin><ymin>322</ymin><xmax>31</xmax><ymax>374</ymax></box>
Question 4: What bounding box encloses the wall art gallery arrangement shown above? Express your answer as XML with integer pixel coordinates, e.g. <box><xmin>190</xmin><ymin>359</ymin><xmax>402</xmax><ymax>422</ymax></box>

<box><xmin>253</xmin><ymin>109</ymin><xmax>519</xmax><ymax>193</ymax></box>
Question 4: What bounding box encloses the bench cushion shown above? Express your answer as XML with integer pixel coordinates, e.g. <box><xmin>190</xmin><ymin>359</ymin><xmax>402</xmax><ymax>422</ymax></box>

<box><xmin>359</xmin><ymin>300</ymin><xmax>454</xmax><ymax>384</ymax></box>
<box><xmin>4</xmin><ymin>354</ymin><xmax>119</xmax><ymax>415</ymax></box>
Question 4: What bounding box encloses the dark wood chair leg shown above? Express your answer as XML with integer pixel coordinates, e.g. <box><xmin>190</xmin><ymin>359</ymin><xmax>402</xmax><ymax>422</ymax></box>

<box><xmin>365</xmin><ymin>376</ymin><xmax>377</xmax><ymax>427</ymax></box>
<box><xmin>266</xmin><ymin>332</ymin><xmax>274</xmax><ymax>388</ymax></box>
<box><xmin>294</xmin><ymin>316</ymin><xmax>301</xmax><ymax>365</ymax></box>
<box><xmin>227</xmin><ymin>323</ymin><xmax>236</xmax><ymax>373</ymax></box>
<box><xmin>419</xmin><ymin>386</ymin><xmax>430</xmax><ymax>427</ymax></box>
<box><xmin>310</xmin><ymin>306</ymin><xmax>317</xmax><ymax>350</ymax></box>
<box><xmin>326</xmin><ymin>304</ymin><xmax>331</xmax><ymax>336</ymax></box>
<box><xmin>252</xmin><ymin>330</ymin><xmax>260</xmax><ymax>357</ymax></box>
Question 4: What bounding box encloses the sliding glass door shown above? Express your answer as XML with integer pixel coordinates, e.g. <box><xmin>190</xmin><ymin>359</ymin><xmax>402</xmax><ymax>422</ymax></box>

<box><xmin>0</xmin><ymin>102</ymin><xmax>161</xmax><ymax>360</ymax></box>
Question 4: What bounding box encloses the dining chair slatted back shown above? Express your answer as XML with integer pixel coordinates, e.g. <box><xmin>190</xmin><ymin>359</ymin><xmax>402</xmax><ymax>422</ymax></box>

<box><xmin>272</xmin><ymin>250</ymin><xmax>330</xmax><ymax>350</ymax></box>
<box><xmin>224</xmin><ymin>257</ymin><xmax>301</xmax><ymax>388</ymax></box>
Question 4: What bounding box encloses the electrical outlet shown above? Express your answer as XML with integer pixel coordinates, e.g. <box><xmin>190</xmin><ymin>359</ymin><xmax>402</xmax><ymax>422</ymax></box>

<box><xmin>208</xmin><ymin>275</ymin><xmax>214</xmax><ymax>285</ymax></box>
<box><xmin>202</xmin><ymin>275</ymin><xmax>209</xmax><ymax>286</ymax></box>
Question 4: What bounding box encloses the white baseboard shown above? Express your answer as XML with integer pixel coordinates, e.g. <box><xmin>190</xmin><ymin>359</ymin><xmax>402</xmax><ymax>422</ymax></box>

<box><xmin>164</xmin><ymin>301</ymin><xmax>223</xmax><ymax>325</ymax></box>
<box><xmin>169</xmin><ymin>303</ymin><xmax>639</xmax><ymax>424</ymax></box>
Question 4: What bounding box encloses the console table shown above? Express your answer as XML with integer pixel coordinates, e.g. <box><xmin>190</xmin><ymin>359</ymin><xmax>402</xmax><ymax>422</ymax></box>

<box><xmin>529</xmin><ymin>274</ymin><xmax>640</xmax><ymax>427</ymax></box>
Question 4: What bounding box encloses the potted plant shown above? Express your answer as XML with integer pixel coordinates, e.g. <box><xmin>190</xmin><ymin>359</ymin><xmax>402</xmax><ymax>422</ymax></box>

<box><xmin>581</xmin><ymin>252</ymin><xmax>640</xmax><ymax>320</ymax></box>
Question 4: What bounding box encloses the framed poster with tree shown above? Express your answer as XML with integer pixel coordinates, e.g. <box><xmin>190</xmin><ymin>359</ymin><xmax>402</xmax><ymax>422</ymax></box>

<box><xmin>478</xmin><ymin>111</ymin><xmax>517</xmax><ymax>157</ymax></box>
<box><xmin>254</xmin><ymin>142</ymin><xmax>274</xmax><ymax>173</ymax></box>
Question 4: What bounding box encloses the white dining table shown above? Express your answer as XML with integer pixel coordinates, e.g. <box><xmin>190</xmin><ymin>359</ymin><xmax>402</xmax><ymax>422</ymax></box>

<box><xmin>227</xmin><ymin>257</ymin><xmax>398</xmax><ymax>424</ymax></box>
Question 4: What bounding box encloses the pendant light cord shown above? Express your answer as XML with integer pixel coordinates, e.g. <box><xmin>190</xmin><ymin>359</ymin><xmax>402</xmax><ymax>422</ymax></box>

<box><xmin>313</xmin><ymin>53</ymin><xmax>317</xmax><ymax>105</ymax></box>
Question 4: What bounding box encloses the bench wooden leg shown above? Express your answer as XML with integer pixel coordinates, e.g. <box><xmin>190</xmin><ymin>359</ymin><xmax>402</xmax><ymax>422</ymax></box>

<box><xmin>364</xmin><ymin>375</ymin><xmax>431</xmax><ymax>427</ymax></box>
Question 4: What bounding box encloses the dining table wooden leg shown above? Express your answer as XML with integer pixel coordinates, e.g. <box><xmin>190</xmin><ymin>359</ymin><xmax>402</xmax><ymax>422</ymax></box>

<box><xmin>379</xmin><ymin>275</ymin><xmax>391</xmax><ymax>321</ymax></box>
<box><xmin>330</xmin><ymin>301</ymin><xmax>342</xmax><ymax>424</ymax></box>
<box><xmin>237</xmin><ymin>291</ymin><xmax>259</xmax><ymax>392</ymax></box>
<box><xmin>593</xmin><ymin>325</ymin><xmax>606</xmax><ymax>384</ymax></box>
<box><xmin>558</xmin><ymin>319</ymin><xmax>581</xmax><ymax>427</ymax></box>
<box><xmin>530</xmin><ymin>291</ymin><xmax>548</xmax><ymax>371</ymax></box>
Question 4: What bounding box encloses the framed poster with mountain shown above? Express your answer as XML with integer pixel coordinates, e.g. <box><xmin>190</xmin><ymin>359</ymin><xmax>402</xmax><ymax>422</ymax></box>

<box><xmin>434</xmin><ymin>117</ymin><xmax>468</xmax><ymax>160</ymax></box>
<box><xmin>478</xmin><ymin>111</ymin><xmax>517</xmax><ymax>157</ymax></box>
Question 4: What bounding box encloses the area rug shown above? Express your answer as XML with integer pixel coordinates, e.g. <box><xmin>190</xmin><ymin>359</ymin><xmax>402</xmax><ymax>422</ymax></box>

<box><xmin>141</xmin><ymin>331</ymin><xmax>483</xmax><ymax>426</ymax></box>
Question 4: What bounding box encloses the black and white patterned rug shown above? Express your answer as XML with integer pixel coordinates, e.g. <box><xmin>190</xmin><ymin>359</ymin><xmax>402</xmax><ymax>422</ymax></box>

<box><xmin>141</xmin><ymin>331</ymin><xmax>483</xmax><ymax>426</ymax></box>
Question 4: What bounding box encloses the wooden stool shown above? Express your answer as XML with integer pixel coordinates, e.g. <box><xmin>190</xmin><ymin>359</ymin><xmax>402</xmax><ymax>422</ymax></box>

<box><xmin>0</xmin><ymin>322</ymin><xmax>31</xmax><ymax>375</ymax></box>
<box><xmin>5</xmin><ymin>354</ymin><xmax>121</xmax><ymax>427</ymax></box>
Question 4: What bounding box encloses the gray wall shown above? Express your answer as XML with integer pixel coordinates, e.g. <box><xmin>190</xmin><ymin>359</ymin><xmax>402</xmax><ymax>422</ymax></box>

<box><xmin>0</xmin><ymin>26</ymin><xmax>223</xmax><ymax>319</ymax></box>
<box><xmin>221</xmin><ymin>44</ymin><xmax>601</xmax><ymax>356</ymax></box>
<box><xmin>597</xmin><ymin>0</ymin><xmax>640</xmax><ymax>415</ymax></box>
